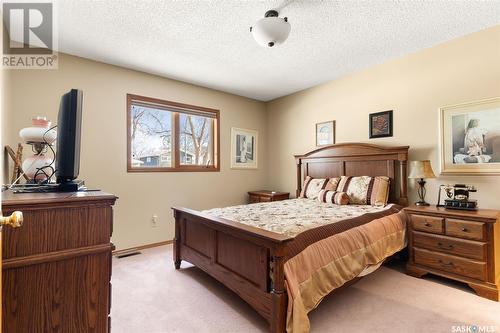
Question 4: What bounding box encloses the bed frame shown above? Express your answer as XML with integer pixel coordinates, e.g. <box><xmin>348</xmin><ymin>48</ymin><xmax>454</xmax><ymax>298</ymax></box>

<box><xmin>172</xmin><ymin>143</ymin><xmax>409</xmax><ymax>332</ymax></box>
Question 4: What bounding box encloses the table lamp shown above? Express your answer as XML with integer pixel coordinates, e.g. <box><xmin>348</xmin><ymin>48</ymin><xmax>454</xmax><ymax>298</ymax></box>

<box><xmin>19</xmin><ymin>117</ymin><xmax>57</xmax><ymax>182</ymax></box>
<box><xmin>408</xmin><ymin>160</ymin><xmax>436</xmax><ymax>206</ymax></box>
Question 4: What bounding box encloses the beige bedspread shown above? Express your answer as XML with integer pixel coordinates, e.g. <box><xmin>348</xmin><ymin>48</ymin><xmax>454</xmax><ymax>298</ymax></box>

<box><xmin>284</xmin><ymin>210</ymin><xmax>406</xmax><ymax>332</ymax></box>
<box><xmin>203</xmin><ymin>199</ymin><xmax>393</xmax><ymax>237</ymax></box>
<box><xmin>204</xmin><ymin>199</ymin><xmax>407</xmax><ymax>333</ymax></box>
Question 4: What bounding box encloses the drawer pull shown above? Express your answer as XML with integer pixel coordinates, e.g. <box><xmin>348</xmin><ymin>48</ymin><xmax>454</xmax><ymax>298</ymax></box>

<box><xmin>438</xmin><ymin>259</ymin><xmax>454</xmax><ymax>267</ymax></box>
<box><xmin>461</xmin><ymin>227</ymin><xmax>468</xmax><ymax>232</ymax></box>
<box><xmin>437</xmin><ymin>242</ymin><xmax>453</xmax><ymax>249</ymax></box>
<box><xmin>424</xmin><ymin>222</ymin><xmax>431</xmax><ymax>227</ymax></box>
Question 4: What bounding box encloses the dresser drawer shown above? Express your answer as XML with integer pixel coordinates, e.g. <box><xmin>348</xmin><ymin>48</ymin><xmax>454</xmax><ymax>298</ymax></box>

<box><xmin>412</xmin><ymin>231</ymin><xmax>486</xmax><ymax>261</ymax></box>
<box><xmin>411</xmin><ymin>214</ymin><xmax>444</xmax><ymax>234</ymax></box>
<box><xmin>446</xmin><ymin>218</ymin><xmax>485</xmax><ymax>241</ymax></box>
<box><xmin>414</xmin><ymin>248</ymin><xmax>486</xmax><ymax>281</ymax></box>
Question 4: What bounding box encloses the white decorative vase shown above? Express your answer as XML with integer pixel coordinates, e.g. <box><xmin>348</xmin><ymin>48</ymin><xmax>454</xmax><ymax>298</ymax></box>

<box><xmin>22</xmin><ymin>155</ymin><xmax>54</xmax><ymax>181</ymax></box>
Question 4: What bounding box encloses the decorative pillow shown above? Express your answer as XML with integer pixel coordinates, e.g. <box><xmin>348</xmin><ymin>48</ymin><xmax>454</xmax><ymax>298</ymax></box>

<box><xmin>324</xmin><ymin>177</ymin><xmax>340</xmax><ymax>191</ymax></box>
<box><xmin>317</xmin><ymin>190</ymin><xmax>350</xmax><ymax>205</ymax></box>
<box><xmin>337</xmin><ymin>176</ymin><xmax>390</xmax><ymax>206</ymax></box>
<box><xmin>299</xmin><ymin>176</ymin><xmax>328</xmax><ymax>199</ymax></box>
<box><xmin>369</xmin><ymin>176</ymin><xmax>391</xmax><ymax>206</ymax></box>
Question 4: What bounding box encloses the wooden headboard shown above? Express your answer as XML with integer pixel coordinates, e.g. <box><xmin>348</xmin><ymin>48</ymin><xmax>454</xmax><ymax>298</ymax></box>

<box><xmin>295</xmin><ymin>143</ymin><xmax>409</xmax><ymax>206</ymax></box>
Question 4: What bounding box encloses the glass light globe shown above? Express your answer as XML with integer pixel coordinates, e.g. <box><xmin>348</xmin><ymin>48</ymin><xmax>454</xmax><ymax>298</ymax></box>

<box><xmin>251</xmin><ymin>16</ymin><xmax>290</xmax><ymax>47</ymax></box>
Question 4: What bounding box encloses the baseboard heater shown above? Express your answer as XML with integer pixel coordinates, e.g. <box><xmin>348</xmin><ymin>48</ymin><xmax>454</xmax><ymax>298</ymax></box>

<box><xmin>114</xmin><ymin>248</ymin><xmax>142</xmax><ymax>259</ymax></box>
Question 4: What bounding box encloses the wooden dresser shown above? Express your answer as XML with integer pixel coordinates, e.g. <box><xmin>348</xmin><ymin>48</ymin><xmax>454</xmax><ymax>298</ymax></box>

<box><xmin>248</xmin><ymin>190</ymin><xmax>289</xmax><ymax>203</ymax></box>
<box><xmin>405</xmin><ymin>205</ymin><xmax>500</xmax><ymax>301</ymax></box>
<box><xmin>1</xmin><ymin>191</ymin><xmax>117</xmax><ymax>332</ymax></box>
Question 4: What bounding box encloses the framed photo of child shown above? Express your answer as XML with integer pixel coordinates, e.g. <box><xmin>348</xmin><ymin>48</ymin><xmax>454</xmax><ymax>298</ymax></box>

<box><xmin>439</xmin><ymin>97</ymin><xmax>500</xmax><ymax>175</ymax></box>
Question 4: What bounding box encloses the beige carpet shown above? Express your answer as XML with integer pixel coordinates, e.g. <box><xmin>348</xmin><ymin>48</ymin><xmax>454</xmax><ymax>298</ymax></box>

<box><xmin>111</xmin><ymin>245</ymin><xmax>500</xmax><ymax>333</ymax></box>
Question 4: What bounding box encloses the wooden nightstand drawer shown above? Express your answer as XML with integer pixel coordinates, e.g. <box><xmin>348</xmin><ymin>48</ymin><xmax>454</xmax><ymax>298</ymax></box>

<box><xmin>446</xmin><ymin>218</ymin><xmax>485</xmax><ymax>241</ymax></box>
<box><xmin>411</xmin><ymin>214</ymin><xmax>444</xmax><ymax>234</ymax></box>
<box><xmin>413</xmin><ymin>231</ymin><xmax>486</xmax><ymax>261</ymax></box>
<box><xmin>414</xmin><ymin>248</ymin><xmax>486</xmax><ymax>281</ymax></box>
<box><xmin>247</xmin><ymin>190</ymin><xmax>289</xmax><ymax>203</ymax></box>
<box><xmin>405</xmin><ymin>205</ymin><xmax>500</xmax><ymax>301</ymax></box>
<box><xmin>249</xmin><ymin>195</ymin><xmax>260</xmax><ymax>203</ymax></box>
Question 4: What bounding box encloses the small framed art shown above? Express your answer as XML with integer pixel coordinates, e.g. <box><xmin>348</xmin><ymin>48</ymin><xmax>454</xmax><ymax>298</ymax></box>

<box><xmin>231</xmin><ymin>127</ymin><xmax>258</xmax><ymax>169</ymax></box>
<box><xmin>316</xmin><ymin>121</ymin><xmax>335</xmax><ymax>146</ymax></box>
<box><xmin>369</xmin><ymin>110</ymin><xmax>393</xmax><ymax>139</ymax></box>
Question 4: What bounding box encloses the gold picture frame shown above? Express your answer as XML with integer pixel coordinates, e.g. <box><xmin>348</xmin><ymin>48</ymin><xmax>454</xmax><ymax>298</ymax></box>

<box><xmin>439</xmin><ymin>97</ymin><xmax>500</xmax><ymax>175</ymax></box>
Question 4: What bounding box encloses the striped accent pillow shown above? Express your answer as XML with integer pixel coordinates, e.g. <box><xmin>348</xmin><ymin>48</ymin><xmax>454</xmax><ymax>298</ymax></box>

<box><xmin>317</xmin><ymin>190</ymin><xmax>350</xmax><ymax>205</ymax></box>
<box><xmin>299</xmin><ymin>176</ymin><xmax>339</xmax><ymax>199</ymax></box>
<box><xmin>337</xmin><ymin>176</ymin><xmax>390</xmax><ymax>206</ymax></box>
<box><xmin>324</xmin><ymin>177</ymin><xmax>340</xmax><ymax>191</ymax></box>
<box><xmin>369</xmin><ymin>176</ymin><xmax>391</xmax><ymax>206</ymax></box>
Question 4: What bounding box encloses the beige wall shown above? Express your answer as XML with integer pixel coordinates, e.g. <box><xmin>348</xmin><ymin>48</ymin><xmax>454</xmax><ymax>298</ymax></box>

<box><xmin>3</xmin><ymin>54</ymin><xmax>268</xmax><ymax>250</ymax></box>
<box><xmin>267</xmin><ymin>26</ymin><xmax>500</xmax><ymax>209</ymax></box>
<box><xmin>3</xmin><ymin>26</ymin><xmax>500</xmax><ymax>250</ymax></box>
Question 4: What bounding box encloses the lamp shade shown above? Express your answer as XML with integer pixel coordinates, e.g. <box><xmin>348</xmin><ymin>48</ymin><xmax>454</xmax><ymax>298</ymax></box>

<box><xmin>408</xmin><ymin>160</ymin><xmax>436</xmax><ymax>179</ymax></box>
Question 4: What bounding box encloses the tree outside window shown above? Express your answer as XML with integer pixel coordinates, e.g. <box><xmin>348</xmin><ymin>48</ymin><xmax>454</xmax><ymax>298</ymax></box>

<box><xmin>127</xmin><ymin>94</ymin><xmax>219</xmax><ymax>172</ymax></box>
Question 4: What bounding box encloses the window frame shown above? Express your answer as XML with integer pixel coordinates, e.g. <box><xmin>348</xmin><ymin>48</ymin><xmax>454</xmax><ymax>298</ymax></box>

<box><xmin>126</xmin><ymin>94</ymin><xmax>220</xmax><ymax>172</ymax></box>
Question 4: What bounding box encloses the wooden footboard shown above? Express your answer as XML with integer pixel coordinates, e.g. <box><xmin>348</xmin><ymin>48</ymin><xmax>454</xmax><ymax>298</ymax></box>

<box><xmin>172</xmin><ymin>207</ymin><xmax>293</xmax><ymax>332</ymax></box>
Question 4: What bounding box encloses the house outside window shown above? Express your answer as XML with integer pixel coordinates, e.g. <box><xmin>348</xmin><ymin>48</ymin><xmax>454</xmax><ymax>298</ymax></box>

<box><xmin>127</xmin><ymin>94</ymin><xmax>220</xmax><ymax>172</ymax></box>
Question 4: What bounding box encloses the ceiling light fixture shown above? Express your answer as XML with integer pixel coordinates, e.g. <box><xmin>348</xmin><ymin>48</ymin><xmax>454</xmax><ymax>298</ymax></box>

<box><xmin>250</xmin><ymin>10</ymin><xmax>290</xmax><ymax>48</ymax></box>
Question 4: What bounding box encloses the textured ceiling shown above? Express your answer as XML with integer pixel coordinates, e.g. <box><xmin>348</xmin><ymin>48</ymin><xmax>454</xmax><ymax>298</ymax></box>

<box><xmin>57</xmin><ymin>0</ymin><xmax>500</xmax><ymax>101</ymax></box>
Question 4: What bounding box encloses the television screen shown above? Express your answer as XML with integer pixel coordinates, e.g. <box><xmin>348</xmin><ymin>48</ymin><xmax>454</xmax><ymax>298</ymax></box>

<box><xmin>55</xmin><ymin>89</ymin><xmax>83</xmax><ymax>184</ymax></box>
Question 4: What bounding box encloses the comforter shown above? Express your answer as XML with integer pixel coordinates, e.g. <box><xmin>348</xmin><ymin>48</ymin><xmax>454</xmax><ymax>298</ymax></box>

<box><xmin>204</xmin><ymin>199</ymin><xmax>407</xmax><ymax>333</ymax></box>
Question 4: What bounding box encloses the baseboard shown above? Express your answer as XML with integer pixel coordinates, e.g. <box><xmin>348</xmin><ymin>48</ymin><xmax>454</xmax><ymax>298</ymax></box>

<box><xmin>113</xmin><ymin>240</ymin><xmax>173</xmax><ymax>256</ymax></box>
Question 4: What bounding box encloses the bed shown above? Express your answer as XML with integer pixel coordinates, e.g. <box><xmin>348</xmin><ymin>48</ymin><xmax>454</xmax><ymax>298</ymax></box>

<box><xmin>172</xmin><ymin>143</ymin><xmax>409</xmax><ymax>332</ymax></box>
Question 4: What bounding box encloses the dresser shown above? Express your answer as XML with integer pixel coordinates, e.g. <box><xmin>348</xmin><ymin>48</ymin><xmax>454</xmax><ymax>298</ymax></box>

<box><xmin>405</xmin><ymin>205</ymin><xmax>500</xmax><ymax>301</ymax></box>
<box><xmin>248</xmin><ymin>190</ymin><xmax>290</xmax><ymax>203</ymax></box>
<box><xmin>1</xmin><ymin>191</ymin><xmax>117</xmax><ymax>332</ymax></box>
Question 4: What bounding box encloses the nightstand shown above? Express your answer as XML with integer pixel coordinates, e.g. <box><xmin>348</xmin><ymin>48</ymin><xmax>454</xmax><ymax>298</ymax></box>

<box><xmin>248</xmin><ymin>190</ymin><xmax>290</xmax><ymax>203</ymax></box>
<box><xmin>405</xmin><ymin>205</ymin><xmax>500</xmax><ymax>301</ymax></box>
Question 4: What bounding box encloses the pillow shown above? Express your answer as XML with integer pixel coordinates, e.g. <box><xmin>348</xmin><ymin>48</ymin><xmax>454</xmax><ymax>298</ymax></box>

<box><xmin>299</xmin><ymin>176</ymin><xmax>341</xmax><ymax>199</ymax></box>
<box><xmin>324</xmin><ymin>177</ymin><xmax>340</xmax><ymax>191</ymax></box>
<box><xmin>299</xmin><ymin>176</ymin><xmax>328</xmax><ymax>199</ymax></box>
<box><xmin>317</xmin><ymin>190</ymin><xmax>350</xmax><ymax>205</ymax></box>
<box><xmin>337</xmin><ymin>176</ymin><xmax>390</xmax><ymax>206</ymax></box>
<box><xmin>369</xmin><ymin>176</ymin><xmax>391</xmax><ymax>206</ymax></box>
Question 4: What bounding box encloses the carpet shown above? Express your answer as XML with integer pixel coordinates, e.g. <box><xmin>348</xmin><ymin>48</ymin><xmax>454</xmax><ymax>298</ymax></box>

<box><xmin>111</xmin><ymin>245</ymin><xmax>500</xmax><ymax>333</ymax></box>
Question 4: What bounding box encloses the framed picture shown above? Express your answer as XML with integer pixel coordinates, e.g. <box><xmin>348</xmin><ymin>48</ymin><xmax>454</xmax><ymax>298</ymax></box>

<box><xmin>369</xmin><ymin>110</ymin><xmax>393</xmax><ymax>139</ymax></box>
<box><xmin>316</xmin><ymin>121</ymin><xmax>335</xmax><ymax>146</ymax></box>
<box><xmin>231</xmin><ymin>127</ymin><xmax>258</xmax><ymax>169</ymax></box>
<box><xmin>439</xmin><ymin>97</ymin><xmax>500</xmax><ymax>175</ymax></box>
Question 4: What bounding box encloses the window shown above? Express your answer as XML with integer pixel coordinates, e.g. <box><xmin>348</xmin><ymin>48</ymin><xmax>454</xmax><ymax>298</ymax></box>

<box><xmin>127</xmin><ymin>94</ymin><xmax>219</xmax><ymax>172</ymax></box>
